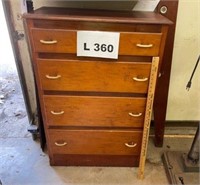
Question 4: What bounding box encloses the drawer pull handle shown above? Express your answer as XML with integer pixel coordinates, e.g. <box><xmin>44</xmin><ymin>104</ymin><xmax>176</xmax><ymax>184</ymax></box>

<box><xmin>128</xmin><ymin>112</ymin><xmax>142</xmax><ymax>117</ymax></box>
<box><xmin>40</xmin><ymin>40</ymin><xmax>57</xmax><ymax>44</ymax></box>
<box><xmin>45</xmin><ymin>74</ymin><xmax>61</xmax><ymax>80</ymax></box>
<box><xmin>55</xmin><ymin>142</ymin><xmax>67</xmax><ymax>147</ymax></box>
<box><xmin>133</xmin><ymin>77</ymin><xmax>148</xmax><ymax>82</ymax></box>
<box><xmin>51</xmin><ymin>111</ymin><xmax>64</xmax><ymax>115</ymax></box>
<box><xmin>125</xmin><ymin>143</ymin><xmax>137</xmax><ymax>148</ymax></box>
<box><xmin>136</xmin><ymin>44</ymin><xmax>153</xmax><ymax>48</ymax></box>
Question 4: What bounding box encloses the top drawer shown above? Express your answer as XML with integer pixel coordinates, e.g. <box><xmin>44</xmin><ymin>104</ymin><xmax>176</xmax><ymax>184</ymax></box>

<box><xmin>31</xmin><ymin>29</ymin><xmax>162</xmax><ymax>56</ymax></box>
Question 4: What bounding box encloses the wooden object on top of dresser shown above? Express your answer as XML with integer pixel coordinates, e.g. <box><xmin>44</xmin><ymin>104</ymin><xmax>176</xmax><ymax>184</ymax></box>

<box><xmin>23</xmin><ymin>7</ymin><xmax>172</xmax><ymax>179</ymax></box>
<box><xmin>154</xmin><ymin>0</ymin><xmax>179</xmax><ymax>147</ymax></box>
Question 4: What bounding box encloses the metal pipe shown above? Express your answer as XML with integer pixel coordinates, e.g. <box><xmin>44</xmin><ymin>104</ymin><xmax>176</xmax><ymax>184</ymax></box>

<box><xmin>187</xmin><ymin>124</ymin><xmax>199</xmax><ymax>163</ymax></box>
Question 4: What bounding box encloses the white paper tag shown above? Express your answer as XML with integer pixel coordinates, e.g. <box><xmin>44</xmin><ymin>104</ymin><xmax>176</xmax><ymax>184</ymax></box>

<box><xmin>77</xmin><ymin>31</ymin><xmax>120</xmax><ymax>59</ymax></box>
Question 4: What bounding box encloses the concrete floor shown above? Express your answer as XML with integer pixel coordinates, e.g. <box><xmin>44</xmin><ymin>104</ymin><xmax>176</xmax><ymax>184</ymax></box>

<box><xmin>0</xmin><ymin>135</ymin><xmax>194</xmax><ymax>185</ymax></box>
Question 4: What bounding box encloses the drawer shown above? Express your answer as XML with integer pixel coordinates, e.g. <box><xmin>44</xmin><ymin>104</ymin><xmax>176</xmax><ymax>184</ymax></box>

<box><xmin>44</xmin><ymin>95</ymin><xmax>146</xmax><ymax>128</ymax></box>
<box><xmin>31</xmin><ymin>28</ymin><xmax>161</xmax><ymax>56</ymax></box>
<box><xmin>119</xmin><ymin>33</ymin><xmax>162</xmax><ymax>56</ymax></box>
<box><xmin>31</xmin><ymin>29</ymin><xmax>76</xmax><ymax>53</ymax></box>
<box><xmin>37</xmin><ymin>59</ymin><xmax>151</xmax><ymax>93</ymax></box>
<box><xmin>48</xmin><ymin>129</ymin><xmax>142</xmax><ymax>155</ymax></box>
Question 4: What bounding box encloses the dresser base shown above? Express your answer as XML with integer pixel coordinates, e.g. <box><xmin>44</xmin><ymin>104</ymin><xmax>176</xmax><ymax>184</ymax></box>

<box><xmin>50</xmin><ymin>154</ymin><xmax>140</xmax><ymax>167</ymax></box>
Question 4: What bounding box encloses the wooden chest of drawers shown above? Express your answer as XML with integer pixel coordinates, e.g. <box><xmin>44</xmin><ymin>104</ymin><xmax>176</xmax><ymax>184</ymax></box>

<box><xmin>24</xmin><ymin>7</ymin><xmax>171</xmax><ymax>178</ymax></box>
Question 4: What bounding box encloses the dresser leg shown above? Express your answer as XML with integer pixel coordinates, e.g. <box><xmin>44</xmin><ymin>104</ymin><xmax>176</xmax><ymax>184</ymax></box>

<box><xmin>153</xmin><ymin>87</ymin><xmax>167</xmax><ymax>147</ymax></box>
<box><xmin>153</xmin><ymin>116</ymin><xmax>165</xmax><ymax>147</ymax></box>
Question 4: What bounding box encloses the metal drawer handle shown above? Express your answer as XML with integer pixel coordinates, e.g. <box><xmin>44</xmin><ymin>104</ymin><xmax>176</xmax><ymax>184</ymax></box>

<box><xmin>51</xmin><ymin>111</ymin><xmax>64</xmax><ymax>115</ymax></box>
<box><xmin>125</xmin><ymin>143</ymin><xmax>137</xmax><ymax>148</ymax></box>
<box><xmin>55</xmin><ymin>142</ymin><xmax>67</xmax><ymax>147</ymax></box>
<box><xmin>45</xmin><ymin>74</ymin><xmax>61</xmax><ymax>80</ymax></box>
<box><xmin>128</xmin><ymin>112</ymin><xmax>142</xmax><ymax>117</ymax></box>
<box><xmin>136</xmin><ymin>44</ymin><xmax>153</xmax><ymax>48</ymax></box>
<box><xmin>133</xmin><ymin>77</ymin><xmax>148</xmax><ymax>82</ymax></box>
<box><xmin>40</xmin><ymin>40</ymin><xmax>57</xmax><ymax>44</ymax></box>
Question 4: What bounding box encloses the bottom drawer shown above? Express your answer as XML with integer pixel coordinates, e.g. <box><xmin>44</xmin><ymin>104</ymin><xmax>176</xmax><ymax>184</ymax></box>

<box><xmin>48</xmin><ymin>129</ymin><xmax>142</xmax><ymax>156</ymax></box>
<box><xmin>50</xmin><ymin>154</ymin><xmax>140</xmax><ymax>167</ymax></box>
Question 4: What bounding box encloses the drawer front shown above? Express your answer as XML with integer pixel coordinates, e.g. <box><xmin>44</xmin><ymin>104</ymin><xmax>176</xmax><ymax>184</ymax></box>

<box><xmin>119</xmin><ymin>33</ymin><xmax>162</xmax><ymax>56</ymax></box>
<box><xmin>31</xmin><ymin>29</ymin><xmax>161</xmax><ymax>56</ymax></box>
<box><xmin>48</xmin><ymin>129</ymin><xmax>142</xmax><ymax>155</ymax></box>
<box><xmin>31</xmin><ymin>29</ymin><xmax>76</xmax><ymax>53</ymax></box>
<box><xmin>37</xmin><ymin>59</ymin><xmax>151</xmax><ymax>93</ymax></box>
<box><xmin>44</xmin><ymin>95</ymin><xmax>146</xmax><ymax>127</ymax></box>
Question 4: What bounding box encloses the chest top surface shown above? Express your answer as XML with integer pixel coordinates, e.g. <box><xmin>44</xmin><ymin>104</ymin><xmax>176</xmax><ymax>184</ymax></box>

<box><xmin>23</xmin><ymin>7</ymin><xmax>173</xmax><ymax>25</ymax></box>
